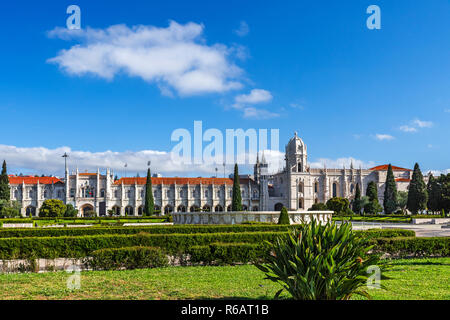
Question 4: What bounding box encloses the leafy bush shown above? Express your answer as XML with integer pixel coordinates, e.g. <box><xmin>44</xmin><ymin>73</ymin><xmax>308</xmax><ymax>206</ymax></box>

<box><xmin>256</xmin><ymin>220</ymin><xmax>381</xmax><ymax>300</ymax></box>
<box><xmin>0</xmin><ymin>200</ymin><xmax>21</xmax><ymax>218</ymax></box>
<box><xmin>188</xmin><ymin>242</ymin><xmax>270</xmax><ymax>265</ymax></box>
<box><xmin>87</xmin><ymin>246</ymin><xmax>168</xmax><ymax>270</ymax></box>
<box><xmin>83</xmin><ymin>210</ymin><xmax>97</xmax><ymax>218</ymax></box>
<box><xmin>371</xmin><ymin>236</ymin><xmax>450</xmax><ymax>257</ymax></box>
<box><xmin>0</xmin><ymin>231</ymin><xmax>287</xmax><ymax>259</ymax></box>
<box><xmin>39</xmin><ymin>199</ymin><xmax>66</xmax><ymax>218</ymax></box>
<box><xmin>0</xmin><ymin>224</ymin><xmax>298</xmax><ymax>238</ymax></box>
<box><xmin>278</xmin><ymin>207</ymin><xmax>290</xmax><ymax>225</ymax></box>
<box><xmin>64</xmin><ymin>204</ymin><xmax>78</xmax><ymax>217</ymax></box>
<box><xmin>308</xmin><ymin>203</ymin><xmax>328</xmax><ymax>211</ymax></box>
<box><xmin>326</xmin><ymin>197</ymin><xmax>353</xmax><ymax>216</ymax></box>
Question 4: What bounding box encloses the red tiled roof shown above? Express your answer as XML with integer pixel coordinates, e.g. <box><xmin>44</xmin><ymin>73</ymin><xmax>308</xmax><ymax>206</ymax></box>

<box><xmin>395</xmin><ymin>178</ymin><xmax>411</xmax><ymax>182</ymax></box>
<box><xmin>369</xmin><ymin>165</ymin><xmax>412</xmax><ymax>171</ymax></box>
<box><xmin>114</xmin><ymin>177</ymin><xmax>234</xmax><ymax>185</ymax></box>
<box><xmin>9</xmin><ymin>176</ymin><xmax>63</xmax><ymax>185</ymax></box>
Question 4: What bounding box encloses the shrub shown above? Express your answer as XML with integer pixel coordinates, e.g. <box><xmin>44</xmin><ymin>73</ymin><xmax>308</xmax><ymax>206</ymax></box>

<box><xmin>87</xmin><ymin>246</ymin><xmax>168</xmax><ymax>270</ymax></box>
<box><xmin>308</xmin><ymin>203</ymin><xmax>327</xmax><ymax>211</ymax></box>
<box><xmin>0</xmin><ymin>224</ymin><xmax>298</xmax><ymax>238</ymax></box>
<box><xmin>278</xmin><ymin>207</ymin><xmax>290</xmax><ymax>225</ymax></box>
<box><xmin>83</xmin><ymin>210</ymin><xmax>96</xmax><ymax>218</ymax></box>
<box><xmin>39</xmin><ymin>199</ymin><xmax>66</xmax><ymax>218</ymax></box>
<box><xmin>0</xmin><ymin>231</ymin><xmax>288</xmax><ymax>259</ymax></box>
<box><xmin>256</xmin><ymin>220</ymin><xmax>381</xmax><ymax>300</ymax></box>
<box><xmin>326</xmin><ymin>197</ymin><xmax>353</xmax><ymax>215</ymax></box>
<box><xmin>188</xmin><ymin>242</ymin><xmax>270</xmax><ymax>265</ymax></box>
<box><xmin>64</xmin><ymin>204</ymin><xmax>78</xmax><ymax>217</ymax></box>
<box><xmin>371</xmin><ymin>236</ymin><xmax>450</xmax><ymax>257</ymax></box>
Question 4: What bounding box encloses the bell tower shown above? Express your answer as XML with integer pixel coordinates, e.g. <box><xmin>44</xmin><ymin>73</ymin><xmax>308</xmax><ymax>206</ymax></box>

<box><xmin>285</xmin><ymin>131</ymin><xmax>308</xmax><ymax>173</ymax></box>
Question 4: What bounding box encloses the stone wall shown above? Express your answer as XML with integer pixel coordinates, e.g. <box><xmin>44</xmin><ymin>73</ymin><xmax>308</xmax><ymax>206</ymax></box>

<box><xmin>172</xmin><ymin>211</ymin><xmax>333</xmax><ymax>225</ymax></box>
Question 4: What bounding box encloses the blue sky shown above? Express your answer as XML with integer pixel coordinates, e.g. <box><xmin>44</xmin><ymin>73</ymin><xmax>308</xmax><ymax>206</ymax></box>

<box><xmin>0</xmin><ymin>0</ymin><xmax>449</xmax><ymax>177</ymax></box>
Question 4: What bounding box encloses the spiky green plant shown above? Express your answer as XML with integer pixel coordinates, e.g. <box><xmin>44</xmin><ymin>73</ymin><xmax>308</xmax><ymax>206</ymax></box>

<box><xmin>256</xmin><ymin>220</ymin><xmax>382</xmax><ymax>300</ymax></box>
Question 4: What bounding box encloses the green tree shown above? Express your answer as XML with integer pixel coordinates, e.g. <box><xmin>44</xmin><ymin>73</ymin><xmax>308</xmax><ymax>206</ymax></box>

<box><xmin>64</xmin><ymin>204</ymin><xmax>78</xmax><ymax>217</ymax></box>
<box><xmin>351</xmin><ymin>183</ymin><xmax>362</xmax><ymax>214</ymax></box>
<box><xmin>278</xmin><ymin>206</ymin><xmax>290</xmax><ymax>225</ymax></box>
<box><xmin>143</xmin><ymin>168</ymin><xmax>155</xmax><ymax>216</ymax></box>
<box><xmin>39</xmin><ymin>199</ymin><xmax>67</xmax><ymax>218</ymax></box>
<box><xmin>308</xmin><ymin>202</ymin><xmax>328</xmax><ymax>211</ymax></box>
<box><xmin>438</xmin><ymin>174</ymin><xmax>450</xmax><ymax>214</ymax></box>
<box><xmin>0</xmin><ymin>160</ymin><xmax>10</xmax><ymax>201</ymax></box>
<box><xmin>383</xmin><ymin>164</ymin><xmax>398</xmax><ymax>214</ymax></box>
<box><xmin>397</xmin><ymin>191</ymin><xmax>408</xmax><ymax>215</ymax></box>
<box><xmin>364</xmin><ymin>181</ymin><xmax>382</xmax><ymax>214</ymax></box>
<box><xmin>407</xmin><ymin>163</ymin><xmax>428</xmax><ymax>214</ymax></box>
<box><xmin>326</xmin><ymin>197</ymin><xmax>351</xmax><ymax>215</ymax></box>
<box><xmin>231</xmin><ymin>164</ymin><xmax>242</xmax><ymax>211</ymax></box>
<box><xmin>427</xmin><ymin>174</ymin><xmax>441</xmax><ymax>213</ymax></box>
<box><xmin>0</xmin><ymin>200</ymin><xmax>21</xmax><ymax>218</ymax></box>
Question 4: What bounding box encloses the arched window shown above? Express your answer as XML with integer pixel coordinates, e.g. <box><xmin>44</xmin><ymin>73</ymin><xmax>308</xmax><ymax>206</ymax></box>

<box><xmin>299</xmin><ymin>198</ymin><xmax>304</xmax><ymax>209</ymax></box>
<box><xmin>252</xmin><ymin>206</ymin><xmax>259</xmax><ymax>211</ymax></box>
<box><xmin>100</xmin><ymin>189</ymin><xmax>105</xmax><ymax>197</ymax></box>
<box><xmin>114</xmin><ymin>190</ymin><xmax>119</xmax><ymax>198</ymax></box>
<box><xmin>28</xmin><ymin>189</ymin><xmax>33</xmax><ymax>198</ymax></box>
<box><xmin>314</xmin><ymin>182</ymin><xmax>319</xmax><ymax>193</ymax></box>
<box><xmin>216</xmin><ymin>190</ymin><xmax>220</xmax><ymax>198</ymax></box>
<box><xmin>127</xmin><ymin>189</ymin><xmax>132</xmax><ymax>199</ymax></box>
<box><xmin>125</xmin><ymin>206</ymin><xmax>134</xmax><ymax>216</ymax></box>
<box><xmin>164</xmin><ymin>205</ymin><xmax>173</xmax><ymax>214</ymax></box>
<box><xmin>177</xmin><ymin>205</ymin><xmax>186</xmax><ymax>212</ymax></box>
<box><xmin>332</xmin><ymin>183</ymin><xmax>338</xmax><ymax>198</ymax></box>
<box><xmin>138</xmin><ymin>206</ymin><xmax>143</xmax><ymax>216</ymax></box>
<box><xmin>227</xmin><ymin>205</ymin><xmax>232</xmax><ymax>212</ymax></box>
<box><xmin>298</xmin><ymin>162</ymin><xmax>302</xmax><ymax>172</ymax></box>
<box><xmin>204</xmin><ymin>190</ymin><xmax>209</xmax><ymax>198</ymax></box>
<box><xmin>70</xmin><ymin>189</ymin><xmax>75</xmax><ymax>197</ymax></box>
<box><xmin>26</xmin><ymin>206</ymin><xmax>36</xmax><ymax>217</ymax></box>
<box><xmin>13</xmin><ymin>189</ymin><xmax>19</xmax><ymax>199</ymax></box>
<box><xmin>242</xmin><ymin>205</ymin><xmax>248</xmax><ymax>211</ymax></box>
<box><xmin>214</xmin><ymin>205</ymin><xmax>223</xmax><ymax>212</ymax></box>
<box><xmin>57</xmin><ymin>190</ymin><xmax>63</xmax><ymax>198</ymax></box>
<box><xmin>112</xmin><ymin>206</ymin><xmax>121</xmax><ymax>216</ymax></box>
<box><xmin>350</xmin><ymin>184</ymin><xmax>355</xmax><ymax>194</ymax></box>
<box><xmin>202</xmin><ymin>205</ymin><xmax>211</xmax><ymax>212</ymax></box>
<box><xmin>189</xmin><ymin>205</ymin><xmax>199</xmax><ymax>212</ymax></box>
<box><xmin>298</xmin><ymin>182</ymin><xmax>304</xmax><ymax>193</ymax></box>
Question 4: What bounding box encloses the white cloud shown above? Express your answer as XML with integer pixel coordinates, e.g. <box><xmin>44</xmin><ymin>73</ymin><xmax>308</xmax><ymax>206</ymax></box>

<box><xmin>427</xmin><ymin>169</ymin><xmax>450</xmax><ymax>176</ymax></box>
<box><xmin>242</xmin><ymin>107</ymin><xmax>279</xmax><ymax>119</ymax></box>
<box><xmin>232</xmin><ymin>89</ymin><xmax>277</xmax><ymax>119</ymax></box>
<box><xmin>375</xmin><ymin>134</ymin><xmax>395</xmax><ymax>141</ymax></box>
<box><xmin>234</xmin><ymin>21</ymin><xmax>249</xmax><ymax>37</ymax></box>
<box><xmin>234</xmin><ymin>89</ymin><xmax>272</xmax><ymax>106</ymax></box>
<box><xmin>399</xmin><ymin>125</ymin><xmax>417</xmax><ymax>133</ymax></box>
<box><xmin>47</xmin><ymin>21</ymin><xmax>244</xmax><ymax>96</ymax></box>
<box><xmin>0</xmin><ymin>144</ymin><xmax>287</xmax><ymax>177</ymax></box>
<box><xmin>399</xmin><ymin>118</ymin><xmax>433</xmax><ymax>133</ymax></box>
<box><xmin>309</xmin><ymin>157</ymin><xmax>376</xmax><ymax>169</ymax></box>
<box><xmin>413</xmin><ymin>119</ymin><xmax>433</xmax><ymax>128</ymax></box>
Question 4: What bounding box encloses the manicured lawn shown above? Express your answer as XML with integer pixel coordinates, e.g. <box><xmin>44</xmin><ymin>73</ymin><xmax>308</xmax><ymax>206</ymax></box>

<box><xmin>0</xmin><ymin>258</ymin><xmax>449</xmax><ymax>300</ymax></box>
<box><xmin>333</xmin><ymin>216</ymin><xmax>411</xmax><ymax>223</ymax></box>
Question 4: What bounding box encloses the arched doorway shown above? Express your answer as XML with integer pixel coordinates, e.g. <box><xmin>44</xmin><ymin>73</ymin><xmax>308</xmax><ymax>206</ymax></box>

<box><xmin>112</xmin><ymin>206</ymin><xmax>121</xmax><ymax>216</ymax></box>
<box><xmin>26</xmin><ymin>206</ymin><xmax>36</xmax><ymax>217</ymax></box>
<box><xmin>214</xmin><ymin>205</ymin><xmax>223</xmax><ymax>212</ymax></box>
<box><xmin>81</xmin><ymin>204</ymin><xmax>94</xmax><ymax>217</ymax></box>
<box><xmin>177</xmin><ymin>205</ymin><xmax>186</xmax><ymax>212</ymax></box>
<box><xmin>274</xmin><ymin>203</ymin><xmax>284</xmax><ymax>211</ymax></box>
<box><xmin>138</xmin><ymin>206</ymin><xmax>143</xmax><ymax>216</ymax></box>
<box><xmin>164</xmin><ymin>205</ymin><xmax>173</xmax><ymax>215</ymax></box>
<box><xmin>202</xmin><ymin>205</ymin><xmax>211</xmax><ymax>212</ymax></box>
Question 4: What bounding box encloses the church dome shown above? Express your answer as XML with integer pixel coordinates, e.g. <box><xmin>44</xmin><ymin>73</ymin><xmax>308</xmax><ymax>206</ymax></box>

<box><xmin>286</xmin><ymin>131</ymin><xmax>306</xmax><ymax>155</ymax></box>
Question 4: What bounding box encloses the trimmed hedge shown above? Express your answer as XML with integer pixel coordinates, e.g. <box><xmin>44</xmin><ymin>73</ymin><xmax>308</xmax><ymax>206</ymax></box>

<box><xmin>371</xmin><ymin>236</ymin><xmax>450</xmax><ymax>257</ymax></box>
<box><xmin>0</xmin><ymin>224</ymin><xmax>415</xmax><ymax>239</ymax></box>
<box><xmin>188</xmin><ymin>242</ymin><xmax>270</xmax><ymax>265</ymax></box>
<box><xmin>358</xmin><ymin>229</ymin><xmax>415</xmax><ymax>239</ymax></box>
<box><xmin>0</xmin><ymin>224</ymin><xmax>298</xmax><ymax>238</ymax></box>
<box><xmin>0</xmin><ymin>231</ymin><xmax>287</xmax><ymax>259</ymax></box>
<box><xmin>87</xmin><ymin>246</ymin><xmax>169</xmax><ymax>270</ymax></box>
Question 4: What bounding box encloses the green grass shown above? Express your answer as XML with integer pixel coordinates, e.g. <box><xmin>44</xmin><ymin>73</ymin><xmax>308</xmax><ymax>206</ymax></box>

<box><xmin>0</xmin><ymin>257</ymin><xmax>448</xmax><ymax>300</ymax></box>
<box><xmin>333</xmin><ymin>216</ymin><xmax>411</xmax><ymax>223</ymax></box>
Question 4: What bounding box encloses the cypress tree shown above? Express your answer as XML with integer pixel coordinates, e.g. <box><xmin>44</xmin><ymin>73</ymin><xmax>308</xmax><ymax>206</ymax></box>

<box><xmin>352</xmin><ymin>183</ymin><xmax>362</xmax><ymax>214</ymax></box>
<box><xmin>143</xmin><ymin>168</ymin><xmax>154</xmax><ymax>216</ymax></box>
<box><xmin>364</xmin><ymin>181</ymin><xmax>382</xmax><ymax>214</ymax></box>
<box><xmin>407</xmin><ymin>163</ymin><xmax>428</xmax><ymax>214</ymax></box>
<box><xmin>0</xmin><ymin>161</ymin><xmax>10</xmax><ymax>201</ymax></box>
<box><xmin>427</xmin><ymin>174</ymin><xmax>441</xmax><ymax>213</ymax></box>
<box><xmin>231</xmin><ymin>164</ymin><xmax>243</xmax><ymax>211</ymax></box>
<box><xmin>383</xmin><ymin>164</ymin><xmax>398</xmax><ymax>214</ymax></box>
<box><xmin>278</xmin><ymin>206</ymin><xmax>290</xmax><ymax>225</ymax></box>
